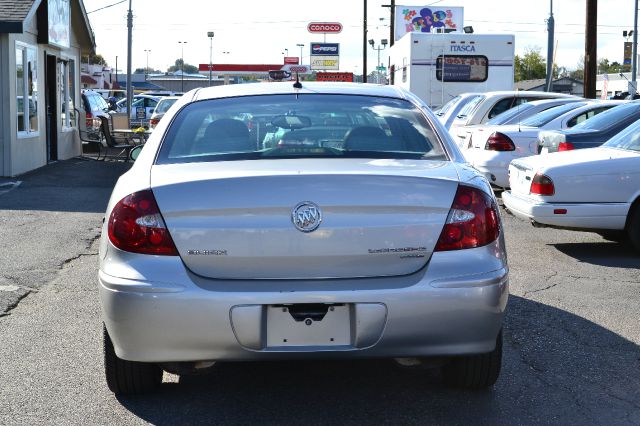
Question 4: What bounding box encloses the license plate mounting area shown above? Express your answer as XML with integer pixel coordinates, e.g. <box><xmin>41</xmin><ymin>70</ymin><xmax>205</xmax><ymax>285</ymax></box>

<box><xmin>267</xmin><ymin>303</ymin><xmax>351</xmax><ymax>348</ymax></box>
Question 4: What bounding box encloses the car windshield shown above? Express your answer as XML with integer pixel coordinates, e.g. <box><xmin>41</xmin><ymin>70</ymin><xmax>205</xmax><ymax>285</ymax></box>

<box><xmin>571</xmin><ymin>102</ymin><xmax>640</xmax><ymax>130</ymax></box>
<box><xmin>486</xmin><ymin>103</ymin><xmax>534</xmax><ymax>125</ymax></box>
<box><xmin>521</xmin><ymin>102</ymin><xmax>583</xmax><ymax>127</ymax></box>
<box><xmin>156</xmin><ymin>94</ymin><xmax>447</xmax><ymax>164</ymax></box>
<box><xmin>155</xmin><ymin>99</ymin><xmax>178</xmax><ymax>114</ymax></box>
<box><xmin>603</xmin><ymin>119</ymin><xmax>640</xmax><ymax>152</ymax></box>
<box><xmin>456</xmin><ymin>95</ymin><xmax>484</xmax><ymax>118</ymax></box>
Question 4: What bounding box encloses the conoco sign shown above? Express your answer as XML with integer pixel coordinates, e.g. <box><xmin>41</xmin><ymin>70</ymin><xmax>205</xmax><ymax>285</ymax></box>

<box><xmin>308</xmin><ymin>22</ymin><xmax>343</xmax><ymax>34</ymax></box>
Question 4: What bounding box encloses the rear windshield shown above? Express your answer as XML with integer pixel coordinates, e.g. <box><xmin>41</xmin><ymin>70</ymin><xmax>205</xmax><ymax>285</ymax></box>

<box><xmin>486</xmin><ymin>103</ymin><xmax>534</xmax><ymax>125</ymax></box>
<box><xmin>521</xmin><ymin>102</ymin><xmax>583</xmax><ymax>127</ymax></box>
<box><xmin>603</xmin><ymin>119</ymin><xmax>640</xmax><ymax>152</ymax></box>
<box><xmin>155</xmin><ymin>98</ymin><xmax>178</xmax><ymax>114</ymax></box>
<box><xmin>156</xmin><ymin>94</ymin><xmax>447</xmax><ymax>164</ymax></box>
<box><xmin>571</xmin><ymin>102</ymin><xmax>640</xmax><ymax>130</ymax></box>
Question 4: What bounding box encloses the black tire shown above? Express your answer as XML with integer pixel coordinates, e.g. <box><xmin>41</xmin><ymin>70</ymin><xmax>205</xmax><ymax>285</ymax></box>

<box><xmin>443</xmin><ymin>330</ymin><xmax>502</xmax><ymax>390</ymax></box>
<box><xmin>628</xmin><ymin>204</ymin><xmax>640</xmax><ymax>252</ymax></box>
<box><xmin>103</xmin><ymin>325</ymin><xmax>162</xmax><ymax>395</ymax></box>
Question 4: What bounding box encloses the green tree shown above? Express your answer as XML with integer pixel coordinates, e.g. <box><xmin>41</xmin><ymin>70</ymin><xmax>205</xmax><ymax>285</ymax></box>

<box><xmin>514</xmin><ymin>47</ymin><xmax>547</xmax><ymax>82</ymax></box>
<box><xmin>134</xmin><ymin>67</ymin><xmax>162</xmax><ymax>74</ymax></box>
<box><xmin>81</xmin><ymin>53</ymin><xmax>108</xmax><ymax>66</ymax></box>
<box><xmin>167</xmin><ymin>58</ymin><xmax>199</xmax><ymax>75</ymax></box>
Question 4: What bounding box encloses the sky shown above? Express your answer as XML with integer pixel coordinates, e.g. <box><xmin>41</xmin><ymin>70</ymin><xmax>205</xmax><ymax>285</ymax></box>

<box><xmin>82</xmin><ymin>0</ymin><xmax>636</xmax><ymax>74</ymax></box>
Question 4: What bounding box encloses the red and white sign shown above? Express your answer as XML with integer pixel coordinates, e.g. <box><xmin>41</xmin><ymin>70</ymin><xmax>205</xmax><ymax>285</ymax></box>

<box><xmin>317</xmin><ymin>72</ymin><xmax>354</xmax><ymax>82</ymax></box>
<box><xmin>308</xmin><ymin>22</ymin><xmax>343</xmax><ymax>34</ymax></box>
<box><xmin>284</xmin><ymin>65</ymin><xmax>311</xmax><ymax>74</ymax></box>
<box><xmin>284</xmin><ymin>57</ymin><xmax>300</xmax><ymax>64</ymax></box>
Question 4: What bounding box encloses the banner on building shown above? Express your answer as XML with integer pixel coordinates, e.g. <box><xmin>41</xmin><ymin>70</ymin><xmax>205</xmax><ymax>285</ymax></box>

<box><xmin>48</xmin><ymin>0</ymin><xmax>70</xmax><ymax>48</ymax></box>
<box><xmin>395</xmin><ymin>6</ymin><xmax>464</xmax><ymax>41</ymax></box>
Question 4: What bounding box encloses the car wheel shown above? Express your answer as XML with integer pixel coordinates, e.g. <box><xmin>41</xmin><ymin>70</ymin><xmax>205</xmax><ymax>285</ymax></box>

<box><xmin>103</xmin><ymin>325</ymin><xmax>162</xmax><ymax>395</ymax></box>
<box><xmin>443</xmin><ymin>330</ymin><xmax>502</xmax><ymax>390</ymax></box>
<box><xmin>628</xmin><ymin>205</ymin><xmax>640</xmax><ymax>252</ymax></box>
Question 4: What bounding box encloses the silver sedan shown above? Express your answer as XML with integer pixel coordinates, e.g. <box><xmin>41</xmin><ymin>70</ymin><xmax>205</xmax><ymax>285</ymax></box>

<box><xmin>99</xmin><ymin>82</ymin><xmax>508</xmax><ymax>394</ymax></box>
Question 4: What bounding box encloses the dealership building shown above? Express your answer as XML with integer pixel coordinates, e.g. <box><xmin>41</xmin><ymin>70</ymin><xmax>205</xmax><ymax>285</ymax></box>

<box><xmin>0</xmin><ymin>0</ymin><xmax>95</xmax><ymax>177</ymax></box>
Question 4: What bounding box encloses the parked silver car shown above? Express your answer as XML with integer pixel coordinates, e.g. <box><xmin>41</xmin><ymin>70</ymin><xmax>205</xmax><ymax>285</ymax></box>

<box><xmin>99</xmin><ymin>82</ymin><xmax>509</xmax><ymax>394</ymax></box>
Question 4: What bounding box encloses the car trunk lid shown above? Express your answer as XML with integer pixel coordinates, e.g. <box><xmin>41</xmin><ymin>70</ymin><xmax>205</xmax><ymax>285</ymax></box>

<box><xmin>150</xmin><ymin>159</ymin><xmax>460</xmax><ymax>279</ymax></box>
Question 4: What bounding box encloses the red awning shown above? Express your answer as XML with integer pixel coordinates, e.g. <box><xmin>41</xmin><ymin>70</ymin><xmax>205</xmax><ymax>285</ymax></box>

<box><xmin>81</xmin><ymin>74</ymin><xmax>97</xmax><ymax>84</ymax></box>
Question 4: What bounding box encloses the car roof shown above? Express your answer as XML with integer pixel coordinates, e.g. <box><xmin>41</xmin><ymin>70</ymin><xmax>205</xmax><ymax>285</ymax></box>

<box><xmin>481</xmin><ymin>90</ymin><xmax>576</xmax><ymax>99</ymax></box>
<box><xmin>192</xmin><ymin>82</ymin><xmax>410</xmax><ymax>102</ymax></box>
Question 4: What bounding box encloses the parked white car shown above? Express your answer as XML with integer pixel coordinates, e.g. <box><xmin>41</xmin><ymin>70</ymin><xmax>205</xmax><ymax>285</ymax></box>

<box><xmin>434</xmin><ymin>93</ymin><xmax>483</xmax><ymax>130</ymax></box>
<box><xmin>463</xmin><ymin>101</ymin><xmax>622</xmax><ymax>188</ymax></box>
<box><xmin>449</xmin><ymin>91</ymin><xmax>578</xmax><ymax>146</ymax></box>
<box><xmin>502</xmin><ymin>119</ymin><xmax>640</xmax><ymax>251</ymax></box>
<box><xmin>455</xmin><ymin>98</ymin><xmax>585</xmax><ymax>149</ymax></box>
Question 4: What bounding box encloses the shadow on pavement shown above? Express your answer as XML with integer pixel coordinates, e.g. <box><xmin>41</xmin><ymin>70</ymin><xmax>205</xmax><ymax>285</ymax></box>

<box><xmin>0</xmin><ymin>158</ymin><xmax>130</xmax><ymax>214</ymax></box>
<box><xmin>551</xmin><ymin>241</ymin><xmax>640</xmax><ymax>268</ymax></box>
<box><xmin>116</xmin><ymin>296</ymin><xmax>640</xmax><ymax>425</ymax></box>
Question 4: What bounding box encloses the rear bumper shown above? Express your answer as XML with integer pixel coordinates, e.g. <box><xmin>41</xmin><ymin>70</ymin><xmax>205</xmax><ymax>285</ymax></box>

<box><xmin>465</xmin><ymin>150</ymin><xmax>512</xmax><ymax>188</ymax></box>
<box><xmin>502</xmin><ymin>190</ymin><xmax>628</xmax><ymax>230</ymax></box>
<box><xmin>100</xmin><ymin>245</ymin><xmax>509</xmax><ymax>363</ymax></box>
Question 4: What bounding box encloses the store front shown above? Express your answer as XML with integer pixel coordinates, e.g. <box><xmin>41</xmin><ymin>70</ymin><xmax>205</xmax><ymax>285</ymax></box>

<box><xmin>0</xmin><ymin>0</ymin><xmax>95</xmax><ymax>177</ymax></box>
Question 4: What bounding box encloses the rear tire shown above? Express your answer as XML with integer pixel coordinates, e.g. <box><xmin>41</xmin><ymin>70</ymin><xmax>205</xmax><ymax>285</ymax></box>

<box><xmin>443</xmin><ymin>330</ymin><xmax>502</xmax><ymax>389</ymax></box>
<box><xmin>628</xmin><ymin>205</ymin><xmax>640</xmax><ymax>252</ymax></box>
<box><xmin>103</xmin><ymin>325</ymin><xmax>162</xmax><ymax>395</ymax></box>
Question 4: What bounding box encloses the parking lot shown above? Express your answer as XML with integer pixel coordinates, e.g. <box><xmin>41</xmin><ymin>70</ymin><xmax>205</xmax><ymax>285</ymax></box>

<box><xmin>0</xmin><ymin>159</ymin><xmax>638</xmax><ymax>425</ymax></box>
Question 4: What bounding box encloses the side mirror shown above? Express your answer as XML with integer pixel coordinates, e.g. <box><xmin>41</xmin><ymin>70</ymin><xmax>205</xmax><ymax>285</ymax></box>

<box><xmin>129</xmin><ymin>145</ymin><xmax>143</xmax><ymax>162</ymax></box>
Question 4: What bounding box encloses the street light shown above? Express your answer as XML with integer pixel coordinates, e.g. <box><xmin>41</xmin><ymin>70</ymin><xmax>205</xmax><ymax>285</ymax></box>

<box><xmin>143</xmin><ymin>49</ymin><xmax>151</xmax><ymax>81</ymax></box>
<box><xmin>369</xmin><ymin>39</ymin><xmax>388</xmax><ymax>83</ymax></box>
<box><xmin>282</xmin><ymin>48</ymin><xmax>289</xmax><ymax>61</ymax></box>
<box><xmin>178</xmin><ymin>41</ymin><xmax>187</xmax><ymax>92</ymax></box>
<box><xmin>296</xmin><ymin>43</ymin><xmax>304</xmax><ymax>65</ymax></box>
<box><xmin>208</xmin><ymin>31</ymin><xmax>214</xmax><ymax>87</ymax></box>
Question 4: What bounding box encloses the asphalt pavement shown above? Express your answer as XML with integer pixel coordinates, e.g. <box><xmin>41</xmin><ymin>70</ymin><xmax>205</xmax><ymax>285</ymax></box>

<box><xmin>0</xmin><ymin>158</ymin><xmax>639</xmax><ymax>425</ymax></box>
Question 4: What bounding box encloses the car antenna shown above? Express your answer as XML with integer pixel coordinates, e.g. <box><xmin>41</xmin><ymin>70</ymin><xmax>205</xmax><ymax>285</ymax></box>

<box><xmin>293</xmin><ymin>72</ymin><xmax>302</xmax><ymax>89</ymax></box>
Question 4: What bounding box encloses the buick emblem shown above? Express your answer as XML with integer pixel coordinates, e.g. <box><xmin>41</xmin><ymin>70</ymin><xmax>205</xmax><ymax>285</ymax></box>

<box><xmin>292</xmin><ymin>202</ymin><xmax>322</xmax><ymax>233</ymax></box>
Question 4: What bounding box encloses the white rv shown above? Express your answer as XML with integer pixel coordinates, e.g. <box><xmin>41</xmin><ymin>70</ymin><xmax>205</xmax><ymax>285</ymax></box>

<box><xmin>388</xmin><ymin>33</ymin><xmax>515</xmax><ymax>109</ymax></box>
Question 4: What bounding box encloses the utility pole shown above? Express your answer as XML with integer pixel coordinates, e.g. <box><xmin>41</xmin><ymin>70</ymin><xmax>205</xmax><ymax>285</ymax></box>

<box><xmin>208</xmin><ymin>31</ymin><xmax>214</xmax><ymax>87</ymax></box>
<box><xmin>545</xmin><ymin>0</ymin><xmax>554</xmax><ymax>91</ymax></box>
<box><xmin>126</xmin><ymin>0</ymin><xmax>133</xmax><ymax>127</ymax></box>
<box><xmin>179</xmin><ymin>41</ymin><xmax>187</xmax><ymax>92</ymax></box>
<box><xmin>363</xmin><ymin>0</ymin><xmax>368</xmax><ymax>83</ymax></box>
<box><xmin>381</xmin><ymin>0</ymin><xmax>395</xmax><ymax>47</ymax></box>
<box><xmin>144</xmin><ymin>49</ymin><xmax>151</xmax><ymax>81</ymax></box>
<box><xmin>584</xmin><ymin>0</ymin><xmax>597</xmax><ymax>98</ymax></box>
<box><xmin>296</xmin><ymin>43</ymin><xmax>304</xmax><ymax>65</ymax></box>
<box><xmin>631</xmin><ymin>0</ymin><xmax>638</xmax><ymax>95</ymax></box>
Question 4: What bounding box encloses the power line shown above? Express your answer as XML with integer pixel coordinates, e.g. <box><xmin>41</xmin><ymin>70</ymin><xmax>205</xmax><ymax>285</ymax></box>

<box><xmin>87</xmin><ymin>0</ymin><xmax>127</xmax><ymax>14</ymax></box>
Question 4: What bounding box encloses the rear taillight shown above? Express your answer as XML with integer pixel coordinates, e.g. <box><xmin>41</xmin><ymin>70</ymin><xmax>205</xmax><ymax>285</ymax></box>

<box><xmin>86</xmin><ymin>112</ymin><xmax>93</xmax><ymax>128</ymax></box>
<box><xmin>107</xmin><ymin>190</ymin><xmax>178</xmax><ymax>256</ymax></box>
<box><xmin>149</xmin><ymin>118</ymin><xmax>159</xmax><ymax>128</ymax></box>
<box><xmin>434</xmin><ymin>185</ymin><xmax>500</xmax><ymax>252</ymax></box>
<box><xmin>485</xmin><ymin>132</ymin><xmax>515</xmax><ymax>151</ymax></box>
<box><xmin>557</xmin><ymin>142</ymin><xmax>574</xmax><ymax>152</ymax></box>
<box><xmin>530</xmin><ymin>173</ymin><xmax>555</xmax><ymax>196</ymax></box>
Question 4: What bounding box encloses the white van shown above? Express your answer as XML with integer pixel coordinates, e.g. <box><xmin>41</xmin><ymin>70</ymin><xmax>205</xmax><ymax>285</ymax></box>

<box><xmin>388</xmin><ymin>32</ymin><xmax>515</xmax><ymax>109</ymax></box>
